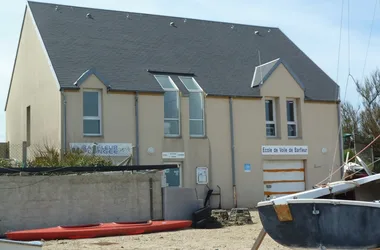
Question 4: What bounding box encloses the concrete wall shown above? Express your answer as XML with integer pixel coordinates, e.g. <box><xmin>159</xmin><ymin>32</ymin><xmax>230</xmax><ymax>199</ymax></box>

<box><xmin>162</xmin><ymin>187</ymin><xmax>203</xmax><ymax>220</ymax></box>
<box><xmin>5</xmin><ymin>8</ymin><xmax>61</xmax><ymax>159</ymax></box>
<box><xmin>0</xmin><ymin>172</ymin><xmax>162</xmax><ymax>235</ymax></box>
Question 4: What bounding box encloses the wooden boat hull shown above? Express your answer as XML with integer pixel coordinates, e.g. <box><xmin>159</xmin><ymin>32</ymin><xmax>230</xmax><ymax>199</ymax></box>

<box><xmin>5</xmin><ymin>220</ymin><xmax>192</xmax><ymax>241</ymax></box>
<box><xmin>258</xmin><ymin>200</ymin><xmax>380</xmax><ymax>249</ymax></box>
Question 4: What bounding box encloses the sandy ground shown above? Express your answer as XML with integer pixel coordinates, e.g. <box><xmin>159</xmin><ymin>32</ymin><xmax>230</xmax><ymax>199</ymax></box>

<box><xmin>43</xmin><ymin>211</ymin><xmax>289</xmax><ymax>250</ymax></box>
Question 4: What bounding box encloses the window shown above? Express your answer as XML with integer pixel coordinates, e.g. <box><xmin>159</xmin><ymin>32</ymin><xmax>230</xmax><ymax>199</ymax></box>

<box><xmin>179</xmin><ymin>76</ymin><xmax>205</xmax><ymax>137</ymax></box>
<box><xmin>287</xmin><ymin>99</ymin><xmax>297</xmax><ymax>137</ymax></box>
<box><xmin>26</xmin><ymin>106</ymin><xmax>31</xmax><ymax>146</ymax></box>
<box><xmin>265</xmin><ymin>99</ymin><xmax>276</xmax><ymax>137</ymax></box>
<box><xmin>83</xmin><ymin>90</ymin><xmax>101</xmax><ymax>136</ymax></box>
<box><xmin>154</xmin><ymin>75</ymin><xmax>180</xmax><ymax>136</ymax></box>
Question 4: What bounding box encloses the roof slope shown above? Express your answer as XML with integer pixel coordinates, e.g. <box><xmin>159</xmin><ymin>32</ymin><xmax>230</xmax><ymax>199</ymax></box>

<box><xmin>28</xmin><ymin>1</ymin><xmax>339</xmax><ymax>100</ymax></box>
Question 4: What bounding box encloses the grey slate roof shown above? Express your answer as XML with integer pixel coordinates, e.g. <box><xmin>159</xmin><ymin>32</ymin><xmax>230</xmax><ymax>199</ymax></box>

<box><xmin>28</xmin><ymin>1</ymin><xmax>339</xmax><ymax>101</ymax></box>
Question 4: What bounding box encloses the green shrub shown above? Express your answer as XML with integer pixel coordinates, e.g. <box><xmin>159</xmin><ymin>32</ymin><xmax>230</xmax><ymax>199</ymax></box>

<box><xmin>28</xmin><ymin>144</ymin><xmax>113</xmax><ymax>167</ymax></box>
<box><xmin>0</xmin><ymin>158</ymin><xmax>12</xmax><ymax>168</ymax></box>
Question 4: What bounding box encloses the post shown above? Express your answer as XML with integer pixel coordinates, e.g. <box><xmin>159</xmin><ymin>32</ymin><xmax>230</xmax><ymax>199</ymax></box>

<box><xmin>5</xmin><ymin>142</ymin><xmax>10</xmax><ymax>159</ymax></box>
<box><xmin>251</xmin><ymin>228</ymin><xmax>267</xmax><ymax>250</ymax></box>
<box><xmin>149</xmin><ymin>177</ymin><xmax>154</xmax><ymax>220</ymax></box>
<box><xmin>22</xmin><ymin>141</ymin><xmax>27</xmax><ymax>168</ymax></box>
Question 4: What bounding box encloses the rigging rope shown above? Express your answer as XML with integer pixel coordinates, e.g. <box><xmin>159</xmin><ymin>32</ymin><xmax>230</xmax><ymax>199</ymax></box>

<box><xmin>318</xmin><ymin>134</ymin><xmax>380</xmax><ymax>185</ymax></box>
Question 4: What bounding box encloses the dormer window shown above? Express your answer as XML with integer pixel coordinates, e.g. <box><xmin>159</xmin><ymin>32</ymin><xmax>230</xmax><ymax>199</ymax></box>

<box><xmin>154</xmin><ymin>75</ymin><xmax>180</xmax><ymax>137</ymax></box>
<box><xmin>179</xmin><ymin>76</ymin><xmax>205</xmax><ymax>137</ymax></box>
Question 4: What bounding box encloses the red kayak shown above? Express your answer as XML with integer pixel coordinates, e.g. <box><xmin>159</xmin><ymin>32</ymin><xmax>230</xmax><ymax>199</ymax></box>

<box><xmin>5</xmin><ymin>220</ymin><xmax>192</xmax><ymax>241</ymax></box>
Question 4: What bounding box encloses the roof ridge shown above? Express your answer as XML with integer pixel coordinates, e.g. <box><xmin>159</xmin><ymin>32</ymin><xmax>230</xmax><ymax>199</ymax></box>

<box><xmin>27</xmin><ymin>0</ymin><xmax>279</xmax><ymax>30</ymax></box>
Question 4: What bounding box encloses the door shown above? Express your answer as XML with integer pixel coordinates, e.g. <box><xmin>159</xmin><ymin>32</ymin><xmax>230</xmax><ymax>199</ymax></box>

<box><xmin>263</xmin><ymin>160</ymin><xmax>305</xmax><ymax>200</ymax></box>
<box><xmin>162</xmin><ymin>162</ymin><xmax>182</xmax><ymax>187</ymax></box>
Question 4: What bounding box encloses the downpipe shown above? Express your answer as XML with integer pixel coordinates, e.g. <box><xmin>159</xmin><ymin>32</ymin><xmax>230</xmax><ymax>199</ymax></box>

<box><xmin>135</xmin><ymin>92</ymin><xmax>140</xmax><ymax>165</ymax></box>
<box><xmin>229</xmin><ymin>97</ymin><xmax>237</xmax><ymax>208</ymax></box>
<box><xmin>61</xmin><ymin>90</ymin><xmax>67</xmax><ymax>154</ymax></box>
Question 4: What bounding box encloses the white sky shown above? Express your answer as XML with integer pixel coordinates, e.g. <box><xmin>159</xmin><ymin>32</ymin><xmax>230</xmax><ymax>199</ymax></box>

<box><xmin>0</xmin><ymin>0</ymin><xmax>379</xmax><ymax>142</ymax></box>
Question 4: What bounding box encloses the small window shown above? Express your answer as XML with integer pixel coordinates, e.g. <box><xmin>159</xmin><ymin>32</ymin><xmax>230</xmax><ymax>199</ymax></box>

<box><xmin>83</xmin><ymin>90</ymin><xmax>101</xmax><ymax>136</ymax></box>
<box><xmin>179</xmin><ymin>77</ymin><xmax>205</xmax><ymax>137</ymax></box>
<box><xmin>287</xmin><ymin>99</ymin><xmax>297</xmax><ymax>137</ymax></box>
<box><xmin>265</xmin><ymin>99</ymin><xmax>276</xmax><ymax>137</ymax></box>
<box><xmin>154</xmin><ymin>75</ymin><xmax>180</xmax><ymax>136</ymax></box>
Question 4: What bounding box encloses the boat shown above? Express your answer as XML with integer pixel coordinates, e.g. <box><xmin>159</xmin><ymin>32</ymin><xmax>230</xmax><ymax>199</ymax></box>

<box><xmin>256</xmin><ymin>154</ymin><xmax>380</xmax><ymax>249</ymax></box>
<box><xmin>0</xmin><ymin>239</ymin><xmax>43</xmax><ymax>250</ymax></box>
<box><xmin>5</xmin><ymin>220</ymin><xmax>192</xmax><ymax>241</ymax></box>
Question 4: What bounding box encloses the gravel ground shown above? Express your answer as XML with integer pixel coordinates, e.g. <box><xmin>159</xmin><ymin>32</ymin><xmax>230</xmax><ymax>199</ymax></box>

<box><xmin>43</xmin><ymin>210</ymin><xmax>289</xmax><ymax>250</ymax></box>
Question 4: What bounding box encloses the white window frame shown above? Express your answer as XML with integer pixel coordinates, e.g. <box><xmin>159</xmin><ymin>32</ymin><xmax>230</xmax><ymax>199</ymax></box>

<box><xmin>154</xmin><ymin>75</ymin><xmax>181</xmax><ymax>137</ymax></box>
<box><xmin>287</xmin><ymin>99</ymin><xmax>298</xmax><ymax>138</ymax></box>
<box><xmin>178</xmin><ymin>76</ymin><xmax>205</xmax><ymax>137</ymax></box>
<box><xmin>265</xmin><ymin>98</ymin><xmax>276</xmax><ymax>137</ymax></box>
<box><xmin>83</xmin><ymin>89</ymin><xmax>102</xmax><ymax>136</ymax></box>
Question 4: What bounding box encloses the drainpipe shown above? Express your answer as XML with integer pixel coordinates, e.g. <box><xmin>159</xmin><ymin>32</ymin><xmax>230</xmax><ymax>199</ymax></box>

<box><xmin>135</xmin><ymin>92</ymin><xmax>140</xmax><ymax>165</ymax></box>
<box><xmin>229</xmin><ymin>97</ymin><xmax>237</xmax><ymax>208</ymax></box>
<box><xmin>61</xmin><ymin>90</ymin><xmax>67</xmax><ymax>154</ymax></box>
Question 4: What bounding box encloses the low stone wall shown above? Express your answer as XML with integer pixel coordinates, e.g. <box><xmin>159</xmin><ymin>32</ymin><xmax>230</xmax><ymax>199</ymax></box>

<box><xmin>162</xmin><ymin>187</ymin><xmax>203</xmax><ymax>220</ymax></box>
<box><xmin>0</xmin><ymin>172</ymin><xmax>162</xmax><ymax>235</ymax></box>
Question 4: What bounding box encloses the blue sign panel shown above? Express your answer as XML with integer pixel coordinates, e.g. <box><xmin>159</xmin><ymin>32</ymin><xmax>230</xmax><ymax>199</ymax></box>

<box><xmin>244</xmin><ymin>163</ymin><xmax>251</xmax><ymax>172</ymax></box>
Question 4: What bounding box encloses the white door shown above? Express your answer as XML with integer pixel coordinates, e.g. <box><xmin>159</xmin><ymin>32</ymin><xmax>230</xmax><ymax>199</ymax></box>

<box><xmin>263</xmin><ymin>160</ymin><xmax>305</xmax><ymax>200</ymax></box>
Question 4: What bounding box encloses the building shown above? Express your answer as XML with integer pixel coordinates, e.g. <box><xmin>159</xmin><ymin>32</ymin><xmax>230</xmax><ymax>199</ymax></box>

<box><xmin>5</xmin><ymin>1</ymin><xmax>343</xmax><ymax>208</ymax></box>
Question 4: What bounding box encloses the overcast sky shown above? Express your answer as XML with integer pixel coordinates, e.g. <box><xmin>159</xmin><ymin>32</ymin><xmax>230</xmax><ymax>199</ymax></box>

<box><xmin>0</xmin><ymin>0</ymin><xmax>379</xmax><ymax>142</ymax></box>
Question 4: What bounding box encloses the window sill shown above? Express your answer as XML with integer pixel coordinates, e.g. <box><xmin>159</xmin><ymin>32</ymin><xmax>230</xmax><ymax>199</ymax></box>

<box><xmin>190</xmin><ymin>135</ymin><xmax>207</xmax><ymax>139</ymax></box>
<box><xmin>266</xmin><ymin>136</ymin><xmax>281</xmax><ymax>140</ymax></box>
<box><xmin>288</xmin><ymin>136</ymin><xmax>302</xmax><ymax>140</ymax></box>
<box><xmin>83</xmin><ymin>134</ymin><xmax>103</xmax><ymax>138</ymax></box>
<box><xmin>164</xmin><ymin>135</ymin><xmax>182</xmax><ymax>139</ymax></box>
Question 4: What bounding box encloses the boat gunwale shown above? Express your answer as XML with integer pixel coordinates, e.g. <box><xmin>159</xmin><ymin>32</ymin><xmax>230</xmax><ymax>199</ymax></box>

<box><xmin>286</xmin><ymin>198</ymin><xmax>380</xmax><ymax>208</ymax></box>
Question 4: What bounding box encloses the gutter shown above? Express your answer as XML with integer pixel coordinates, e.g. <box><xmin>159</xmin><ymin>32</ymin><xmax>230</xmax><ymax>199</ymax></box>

<box><xmin>61</xmin><ymin>90</ymin><xmax>67</xmax><ymax>154</ymax></box>
<box><xmin>229</xmin><ymin>97</ymin><xmax>237</xmax><ymax>208</ymax></box>
<box><xmin>135</xmin><ymin>92</ymin><xmax>140</xmax><ymax>164</ymax></box>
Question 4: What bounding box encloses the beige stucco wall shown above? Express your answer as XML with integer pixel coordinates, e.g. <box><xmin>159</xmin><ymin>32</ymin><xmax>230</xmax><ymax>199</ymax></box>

<box><xmin>5</xmin><ymin>8</ymin><xmax>61</xmax><ymax>160</ymax></box>
<box><xmin>63</xmin><ymin>75</ymin><xmax>136</xmax><ymax>164</ymax></box>
<box><xmin>193</xmin><ymin>63</ymin><xmax>340</xmax><ymax>208</ymax></box>
<box><xmin>62</xmin><ymin>63</ymin><xmax>340</xmax><ymax>209</ymax></box>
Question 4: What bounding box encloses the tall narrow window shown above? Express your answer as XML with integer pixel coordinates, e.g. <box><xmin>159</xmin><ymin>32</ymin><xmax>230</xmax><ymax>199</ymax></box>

<box><xmin>83</xmin><ymin>90</ymin><xmax>101</xmax><ymax>136</ymax></box>
<box><xmin>179</xmin><ymin>77</ymin><xmax>205</xmax><ymax>137</ymax></box>
<box><xmin>26</xmin><ymin>106</ymin><xmax>31</xmax><ymax>146</ymax></box>
<box><xmin>154</xmin><ymin>75</ymin><xmax>180</xmax><ymax>136</ymax></box>
<box><xmin>287</xmin><ymin>99</ymin><xmax>297</xmax><ymax>137</ymax></box>
<box><xmin>265</xmin><ymin>99</ymin><xmax>276</xmax><ymax>137</ymax></box>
